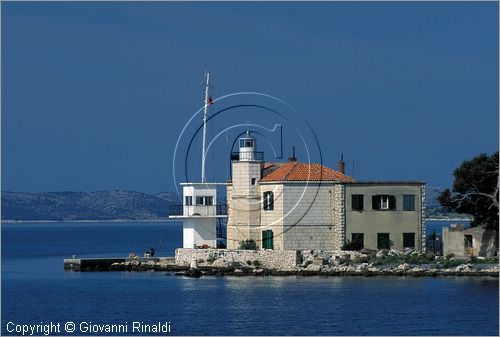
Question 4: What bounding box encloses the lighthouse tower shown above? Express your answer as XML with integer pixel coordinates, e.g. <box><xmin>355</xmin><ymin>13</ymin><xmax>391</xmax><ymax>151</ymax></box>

<box><xmin>226</xmin><ymin>131</ymin><xmax>264</xmax><ymax>249</ymax></box>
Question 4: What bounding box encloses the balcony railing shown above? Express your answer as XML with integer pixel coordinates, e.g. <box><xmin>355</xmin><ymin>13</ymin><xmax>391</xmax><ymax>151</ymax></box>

<box><xmin>231</xmin><ymin>151</ymin><xmax>264</xmax><ymax>161</ymax></box>
<box><xmin>169</xmin><ymin>204</ymin><xmax>227</xmax><ymax>216</ymax></box>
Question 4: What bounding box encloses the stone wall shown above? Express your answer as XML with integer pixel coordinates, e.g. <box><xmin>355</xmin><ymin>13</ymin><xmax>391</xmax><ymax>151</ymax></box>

<box><xmin>175</xmin><ymin>248</ymin><xmax>369</xmax><ymax>271</ymax></box>
<box><xmin>175</xmin><ymin>248</ymin><xmax>298</xmax><ymax>270</ymax></box>
<box><xmin>420</xmin><ymin>185</ymin><xmax>426</xmax><ymax>253</ymax></box>
<box><xmin>280</xmin><ymin>182</ymin><xmax>340</xmax><ymax>250</ymax></box>
<box><xmin>333</xmin><ymin>183</ymin><xmax>346</xmax><ymax>249</ymax></box>
<box><xmin>259</xmin><ymin>184</ymin><xmax>284</xmax><ymax>250</ymax></box>
<box><xmin>226</xmin><ymin>160</ymin><xmax>264</xmax><ymax>249</ymax></box>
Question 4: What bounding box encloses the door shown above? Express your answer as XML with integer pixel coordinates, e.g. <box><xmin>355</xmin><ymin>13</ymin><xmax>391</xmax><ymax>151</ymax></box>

<box><xmin>262</xmin><ymin>230</ymin><xmax>273</xmax><ymax>250</ymax></box>
<box><xmin>464</xmin><ymin>235</ymin><xmax>473</xmax><ymax>256</ymax></box>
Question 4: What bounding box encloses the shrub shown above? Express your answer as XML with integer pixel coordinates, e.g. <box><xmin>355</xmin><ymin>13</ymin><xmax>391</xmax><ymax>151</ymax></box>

<box><xmin>252</xmin><ymin>260</ymin><xmax>261</xmax><ymax>267</ymax></box>
<box><xmin>408</xmin><ymin>255</ymin><xmax>419</xmax><ymax>264</ymax></box>
<box><xmin>442</xmin><ymin>258</ymin><xmax>469</xmax><ymax>268</ymax></box>
<box><xmin>381</xmin><ymin>255</ymin><xmax>401</xmax><ymax>264</ymax></box>
<box><xmin>239</xmin><ymin>239</ymin><xmax>258</xmax><ymax>250</ymax></box>
<box><xmin>247</xmin><ymin>260</ymin><xmax>252</xmax><ymax>265</ymax></box>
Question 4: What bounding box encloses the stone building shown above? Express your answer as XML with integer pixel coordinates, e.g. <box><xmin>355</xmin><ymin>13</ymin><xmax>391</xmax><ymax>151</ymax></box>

<box><xmin>226</xmin><ymin>132</ymin><xmax>426</xmax><ymax>252</ymax></box>
<box><xmin>443</xmin><ymin>224</ymin><xmax>498</xmax><ymax>258</ymax></box>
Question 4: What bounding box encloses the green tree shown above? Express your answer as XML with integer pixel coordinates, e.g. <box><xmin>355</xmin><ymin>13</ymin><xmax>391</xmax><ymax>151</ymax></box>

<box><xmin>438</xmin><ymin>152</ymin><xmax>499</xmax><ymax>230</ymax></box>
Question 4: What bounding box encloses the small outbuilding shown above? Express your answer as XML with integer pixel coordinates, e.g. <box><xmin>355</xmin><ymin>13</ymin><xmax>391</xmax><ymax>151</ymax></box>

<box><xmin>442</xmin><ymin>224</ymin><xmax>498</xmax><ymax>258</ymax></box>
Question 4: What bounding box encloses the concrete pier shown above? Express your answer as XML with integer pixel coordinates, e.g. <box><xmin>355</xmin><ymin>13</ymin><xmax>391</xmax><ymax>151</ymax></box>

<box><xmin>63</xmin><ymin>257</ymin><xmax>174</xmax><ymax>272</ymax></box>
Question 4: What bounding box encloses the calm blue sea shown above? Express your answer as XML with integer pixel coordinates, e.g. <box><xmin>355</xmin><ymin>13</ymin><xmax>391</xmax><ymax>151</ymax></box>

<box><xmin>1</xmin><ymin>221</ymin><xmax>498</xmax><ymax>336</ymax></box>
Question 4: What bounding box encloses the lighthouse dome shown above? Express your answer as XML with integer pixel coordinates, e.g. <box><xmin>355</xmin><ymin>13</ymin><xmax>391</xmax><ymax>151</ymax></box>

<box><xmin>238</xmin><ymin>131</ymin><xmax>258</xmax><ymax>161</ymax></box>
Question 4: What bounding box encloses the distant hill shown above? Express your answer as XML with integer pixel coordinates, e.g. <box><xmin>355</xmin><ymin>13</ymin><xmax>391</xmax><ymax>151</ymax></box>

<box><xmin>154</xmin><ymin>192</ymin><xmax>180</xmax><ymax>203</ymax></box>
<box><xmin>425</xmin><ymin>186</ymin><xmax>471</xmax><ymax>219</ymax></box>
<box><xmin>1</xmin><ymin>190</ymin><xmax>181</xmax><ymax>221</ymax></box>
<box><xmin>426</xmin><ymin>186</ymin><xmax>443</xmax><ymax>209</ymax></box>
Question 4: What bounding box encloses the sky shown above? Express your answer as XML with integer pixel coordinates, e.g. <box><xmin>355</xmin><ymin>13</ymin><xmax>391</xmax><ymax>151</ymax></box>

<box><xmin>2</xmin><ymin>1</ymin><xmax>498</xmax><ymax>195</ymax></box>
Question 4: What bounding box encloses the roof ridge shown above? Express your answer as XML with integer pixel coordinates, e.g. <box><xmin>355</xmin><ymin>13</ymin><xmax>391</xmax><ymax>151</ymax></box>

<box><xmin>283</xmin><ymin>161</ymin><xmax>298</xmax><ymax>181</ymax></box>
<box><xmin>259</xmin><ymin>161</ymin><xmax>352</xmax><ymax>182</ymax></box>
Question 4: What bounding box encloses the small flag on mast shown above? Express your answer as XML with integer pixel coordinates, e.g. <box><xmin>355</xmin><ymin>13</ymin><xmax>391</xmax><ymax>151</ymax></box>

<box><xmin>208</xmin><ymin>96</ymin><xmax>214</xmax><ymax>105</ymax></box>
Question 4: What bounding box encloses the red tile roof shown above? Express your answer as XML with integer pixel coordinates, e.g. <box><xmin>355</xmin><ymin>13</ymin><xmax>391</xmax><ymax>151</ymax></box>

<box><xmin>260</xmin><ymin>162</ymin><xmax>352</xmax><ymax>183</ymax></box>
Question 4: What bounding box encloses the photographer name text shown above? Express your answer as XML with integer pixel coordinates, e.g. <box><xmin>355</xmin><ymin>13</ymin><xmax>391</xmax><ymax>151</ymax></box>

<box><xmin>6</xmin><ymin>321</ymin><xmax>171</xmax><ymax>335</ymax></box>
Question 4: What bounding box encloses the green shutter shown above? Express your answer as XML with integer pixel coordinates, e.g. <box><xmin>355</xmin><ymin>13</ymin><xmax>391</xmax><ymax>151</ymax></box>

<box><xmin>352</xmin><ymin>195</ymin><xmax>364</xmax><ymax>210</ymax></box>
<box><xmin>377</xmin><ymin>233</ymin><xmax>390</xmax><ymax>249</ymax></box>
<box><xmin>372</xmin><ymin>196</ymin><xmax>379</xmax><ymax>210</ymax></box>
<box><xmin>403</xmin><ymin>233</ymin><xmax>415</xmax><ymax>248</ymax></box>
<box><xmin>389</xmin><ymin>196</ymin><xmax>396</xmax><ymax>210</ymax></box>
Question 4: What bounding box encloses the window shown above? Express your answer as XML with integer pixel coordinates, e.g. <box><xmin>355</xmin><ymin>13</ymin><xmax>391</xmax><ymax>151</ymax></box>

<box><xmin>377</xmin><ymin>233</ymin><xmax>391</xmax><ymax>250</ymax></box>
<box><xmin>351</xmin><ymin>233</ymin><xmax>364</xmax><ymax>249</ymax></box>
<box><xmin>403</xmin><ymin>195</ymin><xmax>416</xmax><ymax>211</ymax></box>
<box><xmin>251</xmin><ymin>178</ymin><xmax>256</xmax><ymax>185</ymax></box>
<box><xmin>351</xmin><ymin>195</ymin><xmax>364</xmax><ymax>211</ymax></box>
<box><xmin>381</xmin><ymin>195</ymin><xmax>389</xmax><ymax>209</ymax></box>
<box><xmin>185</xmin><ymin>196</ymin><xmax>192</xmax><ymax>206</ymax></box>
<box><xmin>263</xmin><ymin>191</ymin><xmax>274</xmax><ymax>210</ymax></box>
<box><xmin>240</xmin><ymin>139</ymin><xmax>254</xmax><ymax>148</ymax></box>
<box><xmin>195</xmin><ymin>196</ymin><xmax>213</xmax><ymax>205</ymax></box>
<box><xmin>372</xmin><ymin>195</ymin><xmax>396</xmax><ymax>210</ymax></box>
<box><xmin>403</xmin><ymin>233</ymin><xmax>415</xmax><ymax>248</ymax></box>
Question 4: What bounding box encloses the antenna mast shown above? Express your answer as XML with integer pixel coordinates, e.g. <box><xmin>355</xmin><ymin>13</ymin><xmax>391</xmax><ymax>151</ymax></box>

<box><xmin>201</xmin><ymin>71</ymin><xmax>210</xmax><ymax>183</ymax></box>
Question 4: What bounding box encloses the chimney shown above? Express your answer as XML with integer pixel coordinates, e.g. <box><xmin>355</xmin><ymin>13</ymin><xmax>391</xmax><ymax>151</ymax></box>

<box><xmin>338</xmin><ymin>153</ymin><xmax>345</xmax><ymax>174</ymax></box>
<box><xmin>288</xmin><ymin>146</ymin><xmax>297</xmax><ymax>162</ymax></box>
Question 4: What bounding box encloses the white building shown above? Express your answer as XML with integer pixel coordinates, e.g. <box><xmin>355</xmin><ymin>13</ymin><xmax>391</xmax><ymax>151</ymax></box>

<box><xmin>169</xmin><ymin>183</ymin><xmax>227</xmax><ymax>248</ymax></box>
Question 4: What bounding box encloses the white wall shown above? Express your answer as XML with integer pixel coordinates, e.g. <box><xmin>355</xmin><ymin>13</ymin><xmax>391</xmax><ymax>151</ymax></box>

<box><xmin>183</xmin><ymin>218</ymin><xmax>217</xmax><ymax>248</ymax></box>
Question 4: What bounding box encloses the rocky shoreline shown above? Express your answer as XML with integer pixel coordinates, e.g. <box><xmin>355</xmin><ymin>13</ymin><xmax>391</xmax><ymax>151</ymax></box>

<box><xmin>107</xmin><ymin>248</ymin><xmax>499</xmax><ymax>277</ymax></box>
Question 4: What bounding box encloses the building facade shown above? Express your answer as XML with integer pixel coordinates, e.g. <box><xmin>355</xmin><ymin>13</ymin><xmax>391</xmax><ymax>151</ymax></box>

<box><xmin>226</xmin><ymin>132</ymin><xmax>426</xmax><ymax>252</ymax></box>
<box><xmin>345</xmin><ymin>182</ymin><xmax>426</xmax><ymax>251</ymax></box>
